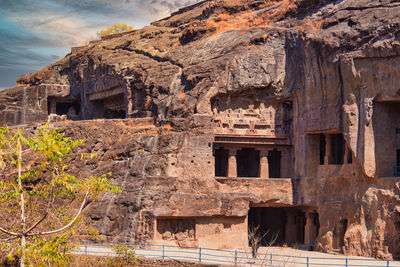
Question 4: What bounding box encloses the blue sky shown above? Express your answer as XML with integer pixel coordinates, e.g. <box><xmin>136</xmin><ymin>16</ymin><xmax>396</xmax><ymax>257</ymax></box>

<box><xmin>0</xmin><ymin>0</ymin><xmax>200</xmax><ymax>89</ymax></box>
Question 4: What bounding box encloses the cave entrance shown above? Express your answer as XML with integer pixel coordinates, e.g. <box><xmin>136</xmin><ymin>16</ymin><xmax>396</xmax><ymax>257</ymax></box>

<box><xmin>103</xmin><ymin>94</ymin><xmax>126</xmax><ymax>119</ymax></box>
<box><xmin>48</xmin><ymin>98</ymin><xmax>81</xmax><ymax>120</ymax></box>
<box><xmin>88</xmin><ymin>87</ymin><xmax>126</xmax><ymax>119</ymax></box>
<box><xmin>268</xmin><ymin>149</ymin><xmax>281</xmax><ymax>178</ymax></box>
<box><xmin>237</xmin><ymin>148</ymin><xmax>259</xmax><ymax>177</ymax></box>
<box><xmin>214</xmin><ymin>148</ymin><xmax>229</xmax><ymax>177</ymax></box>
<box><xmin>91</xmin><ymin>94</ymin><xmax>126</xmax><ymax>119</ymax></box>
<box><xmin>248</xmin><ymin>207</ymin><xmax>311</xmax><ymax>247</ymax></box>
<box><xmin>333</xmin><ymin>219</ymin><xmax>348</xmax><ymax>251</ymax></box>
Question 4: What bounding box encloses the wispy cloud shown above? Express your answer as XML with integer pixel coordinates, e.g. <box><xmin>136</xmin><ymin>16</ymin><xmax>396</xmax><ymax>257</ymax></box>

<box><xmin>0</xmin><ymin>0</ymin><xmax>202</xmax><ymax>89</ymax></box>
<box><xmin>136</xmin><ymin>0</ymin><xmax>201</xmax><ymax>18</ymax></box>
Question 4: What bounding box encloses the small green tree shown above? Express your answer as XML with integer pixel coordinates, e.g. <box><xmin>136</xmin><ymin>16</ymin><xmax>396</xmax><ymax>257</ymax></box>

<box><xmin>0</xmin><ymin>123</ymin><xmax>120</xmax><ymax>266</ymax></box>
<box><xmin>97</xmin><ymin>23</ymin><xmax>134</xmax><ymax>38</ymax></box>
<box><xmin>109</xmin><ymin>244</ymin><xmax>139</xmax><ymax>266</ymax></box>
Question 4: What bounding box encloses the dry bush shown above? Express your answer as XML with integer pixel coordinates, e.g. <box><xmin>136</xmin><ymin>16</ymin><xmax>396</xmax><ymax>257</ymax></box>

<box><xmin>205</xmin><ymin>0</ymin><xmax>298</xmax><ymax>35</ymax></box>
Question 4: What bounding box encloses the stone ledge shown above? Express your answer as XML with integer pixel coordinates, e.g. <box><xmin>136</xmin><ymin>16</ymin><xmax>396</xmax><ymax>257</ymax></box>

<box><xmin>215</xmin><ymin>177</ymin><xmax>292</xmax><ymax>183</ymax></box>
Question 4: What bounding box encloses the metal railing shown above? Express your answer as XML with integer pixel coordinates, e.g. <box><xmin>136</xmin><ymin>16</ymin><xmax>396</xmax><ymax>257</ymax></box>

<box><xmin>74</xmin><ymin>240</ymin><xmax>399</xmax><ymax>267</ymax></box>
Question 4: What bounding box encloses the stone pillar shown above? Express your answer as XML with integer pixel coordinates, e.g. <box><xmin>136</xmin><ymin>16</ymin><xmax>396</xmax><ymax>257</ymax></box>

<box><xmin>259</xmin><ymin>150</ymin><xmax>269</xmax><ymax>178</ymax></box>
<box><xmin>124</xmin><ymin>78</ymin><xmax>134</xmax><ymax>118</ymax></box>
<box><xmin>49</xmin><ymin>101</ymin><xmax>57</xmax><ymax>114</ymax></box>
<box><xmin>324</xmin><ymin>134</ymin><xmax>332</xmax><ymax>165</ymax></box>
<box><xmin>304</xmin><ymin>212</ymin><xmax>312</xmax><ymax>245</ymax></box>
<box><xmin>227</xmin><ymin>148</ymin><xmax>237</xmax><ymax>178</ymax></box>
<box><xmin>304</xmin><ymin>212</ymin><xmax>317</xmax><ymax>248</ymax></box>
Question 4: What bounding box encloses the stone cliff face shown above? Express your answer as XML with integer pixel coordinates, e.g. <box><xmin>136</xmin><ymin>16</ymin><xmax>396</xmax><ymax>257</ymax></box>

<box><xmin>1</xmin><ymin>0</ymin><xmax>400</xmax><ymax>259</ymax></box>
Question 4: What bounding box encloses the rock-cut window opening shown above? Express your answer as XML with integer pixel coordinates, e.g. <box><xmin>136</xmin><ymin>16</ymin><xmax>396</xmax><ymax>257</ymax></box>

<box><xmin>237</xmin><ymin>148</ymin><xmax>259</xmax><ymax>177</ymax></box>
<box><xmin>397</xmin><ymin>149</ymin><xmax>400</xmax><ymax>166</ymax></box>
<box><xmin>214</xmin><ymin>148</ymin><xmax>229</xmax><ymax>177</ymax></box>
<box><xmin>213</xmin><ymin>145</ymin><xmax>283</xmax><ymax>178</ymax></box>
<box><xmin>268</xmin><ymin>149</ymin><xmax>281</xmax><ymax>178</ymax></box>
<box><xmin>396</xmin><ymin>149</ymin><xmax>400</xmax><ymax>176</ymax></box>
<box><xmin>319</xmin><ymin>133</ymin><xmax>345</xmax><ymax>165</ymax></box>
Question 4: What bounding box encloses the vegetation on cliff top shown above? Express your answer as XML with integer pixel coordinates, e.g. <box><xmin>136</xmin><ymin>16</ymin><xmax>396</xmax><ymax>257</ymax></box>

<box><xmin>97</xmin><ymin>23</ymin><xmax>134</xmax><ymax>38</ymax></box>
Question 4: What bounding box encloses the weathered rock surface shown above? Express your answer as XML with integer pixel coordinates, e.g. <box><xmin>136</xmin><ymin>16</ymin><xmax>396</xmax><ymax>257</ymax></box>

<box><xmin>1</xmin><ymin>0</ymin><xmax>400</xmax><ymax>260</ymax></box>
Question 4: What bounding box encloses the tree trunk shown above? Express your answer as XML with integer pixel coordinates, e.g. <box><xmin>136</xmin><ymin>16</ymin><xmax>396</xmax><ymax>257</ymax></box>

<box><xmin>17</xmin><ymin>137</ymin><xmax>26</xmax><ymax>267</ymax></box>
<box><xmin>20</xmin><ymin>235</ymin><xmax>26</xmax><ymax>267</ymax></box>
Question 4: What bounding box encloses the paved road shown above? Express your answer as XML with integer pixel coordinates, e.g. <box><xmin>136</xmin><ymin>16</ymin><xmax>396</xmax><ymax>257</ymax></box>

<box><xmin>75</xmin><ymin>244</ymin><xmax>400</xmax><ymax>267</ymax></box>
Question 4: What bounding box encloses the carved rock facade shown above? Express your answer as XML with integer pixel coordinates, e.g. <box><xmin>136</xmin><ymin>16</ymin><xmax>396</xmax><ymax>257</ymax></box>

<box><xmin>1</xmin><ymin>0</ymin><xmax>400</xmax><ymax>260</ymax></box>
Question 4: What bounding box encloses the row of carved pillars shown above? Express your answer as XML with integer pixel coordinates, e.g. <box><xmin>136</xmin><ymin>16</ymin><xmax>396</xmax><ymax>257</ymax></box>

<box><xmin>226</xmin><ymin>148</ymin><xmax>289</xmax><ymax>178</ymax></box>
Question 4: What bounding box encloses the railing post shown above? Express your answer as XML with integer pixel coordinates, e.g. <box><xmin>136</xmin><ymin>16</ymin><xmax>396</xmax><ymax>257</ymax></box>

<box><xmin>85</xmin><ymin>240</ymin><xmax>87</xmax><ymax>255</ymax></box>
<box><xmin>162</xmin><ymin>245</ymin><xmax>165</xmax><ymax>260</ymax></box>
<box><xmin>234</xmin><ymin>250</ymin><xmax>237</xmax><ymax>265</ymax></box>
<box><xmin>270</xmin><ymin>253</ymin><xmax>272</xmax><ymax>266</ymax></box>
<box><xmin>345</xmin><ymin>257</ymin><xmax>348</xmax><ymax>267</ymax></box>
<box><xmin>307</xmin><ymin>256</ymin><xmax>309</xmax><ymax>267</ymax></box>
<box><xmin>199</xmin><ymin>247</ymin><xmax>202</xmax><ymax>262</ymax></box>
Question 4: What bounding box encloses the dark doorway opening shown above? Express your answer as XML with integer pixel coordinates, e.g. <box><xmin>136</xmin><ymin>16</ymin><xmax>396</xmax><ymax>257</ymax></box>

<box><xmin>295</xmin><ymin>212</ymin><xmax>306</xmax><ymax>244</ymax></box>
<box><xmin>333</xmin><ymin>219</ymin><xmax>347</xmax><ymax>250</ymax></box>
<box><xmin>48</xmin><ymin>100</ymin><xmax>81</xmax><ymax>120</ymax></box>
<box><xmin>339</xmin><ymin>219</ymin><xmax>347</xmax><ymax>248</ymax></box>
<box><xmin>56</xmin><ymin>102</ymin><xmax>80</xmax><ymax>116</ymax></box>
<box><xmin>237</xmin><ymin>148</ymin><xmax>259</xmax><ymax>177</ymax></box>
<box><xmin>104</xmin><ymin>94</ymin><xmax>126</xmax><ymax>119</ymax></box>
<box><xmin>320</xmin><ymin>134</ymin><xmax>326</xmax><ymax>165</ymax></box>
<box><xmin>248</xmin><ymin>207</ymin><xmax>287</xmax><ymax>246</ymax></box>
<box><xmin>396</xmin><ymin>149</ymin><xmax>400</xmax><ymax>177</ymax></box>
<box><xmin>214</xmin><ymin>148</ymin><xmax>228</xmax><ymax>177</ymax></box>
<box><xmin>104</xmin><ymin>108</ymin><xmax>125</xmax><ymax>119</ymax></box>
<box><xmin>94</xmin><ymin>94</ymin><xmax>126</xmax><ymax>119</ymax></box>
<box><xmin>248</xmin><ymin>207</ymin><xmax>313</xmax><ymax>247</ymax></box>
<box><xmin>397</xmin><ymin>149</ymin><xmax>400</xmax><ymax>166</ymax></box>
<box><xmin>329</xmin><ymin>134</ymin><xmax>344</xmax><ymax>165</ymax></box>
<box><xmin>268</xmin><ymin>149</ymin><xmax>281</xmax><ymax>178</ymax></box>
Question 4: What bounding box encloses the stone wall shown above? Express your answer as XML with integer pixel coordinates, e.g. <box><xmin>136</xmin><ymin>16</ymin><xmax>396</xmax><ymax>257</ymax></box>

<box><xmin>0</xmin><ymin>86</ymin><xmax>48</xmax><ymax>126</ymax></box>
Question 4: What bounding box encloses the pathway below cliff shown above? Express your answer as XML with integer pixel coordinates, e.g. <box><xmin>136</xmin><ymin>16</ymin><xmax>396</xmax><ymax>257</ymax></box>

<box><xmin>75</xmin><ymin>243</ymin><xmax>400</xmax><ymax>266</ymax></box>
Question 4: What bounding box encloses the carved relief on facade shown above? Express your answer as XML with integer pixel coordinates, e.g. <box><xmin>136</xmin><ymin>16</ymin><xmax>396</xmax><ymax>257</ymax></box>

<box><xmin>156</xmin><ymin>218</ymin><xmax>198</xmax><ymax>247</ymax></box>
<box><xmin>211</xmin><ymin>89</ymin><xmax>291</xmax><ymax>136</ymax></box>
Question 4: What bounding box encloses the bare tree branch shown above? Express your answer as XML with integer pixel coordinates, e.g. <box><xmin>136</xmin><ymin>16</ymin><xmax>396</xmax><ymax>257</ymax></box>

<box><xmin>0</xmin><ymin>235</ymin><xmax>19</xmax><ymax>242</ymax></box>
<box><xmin>28</xmin><ymin>190</ymin><xmax>89</xmax><ymax>237</ymax></box>
<box><xmin>0</xmin><ymin>226</ymin><xmax>20</xmax><ymax>237</ymax></box>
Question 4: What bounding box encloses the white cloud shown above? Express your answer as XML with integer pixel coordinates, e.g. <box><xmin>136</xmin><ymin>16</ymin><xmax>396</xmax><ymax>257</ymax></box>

<box><xmin>7</xmin><ymin>11</ymin><xmax>97</xmax><ymax>47</ymax></box>
<box><xmin>0</xmin><ymin>0</ymin><xmax>203</xmax><ymax>88</ymax></box>
<box><xmin>135</xmin><ymin>0</ymin><xmax>201</xmax><ymax>19</ymax></box>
